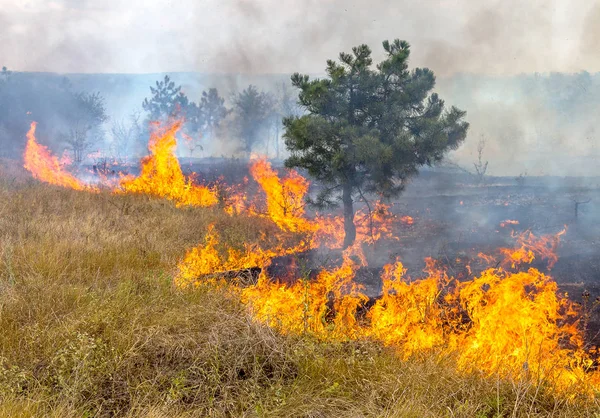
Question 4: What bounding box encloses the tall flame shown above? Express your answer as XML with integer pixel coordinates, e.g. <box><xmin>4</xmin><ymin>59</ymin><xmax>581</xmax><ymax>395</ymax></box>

<box><xmin>118</xmin><ymin>121</ymin><xmax>218</xmax><ymax>207</ymax></box>
<box><xmin>23</xmin><ymin>122</ymin><xmax>92</xmax><ymax>191</ymax></box>
<box><xmin>247</xmin><ymin>157</ymin><xmax>317</xmax><ymax>233</ymax></box>
<box><xmin>23</xmin><ymin>119</ymin><xmax>600</xmax><ymax>395</ymax></box>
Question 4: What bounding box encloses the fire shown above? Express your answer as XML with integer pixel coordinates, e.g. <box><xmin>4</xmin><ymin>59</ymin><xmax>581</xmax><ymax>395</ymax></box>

<box><xmin>500</xmin><ymin>219</ymin><xmax>519</xmax><ymax>227</ymax></box>
<box><xmin>178</xmin><ymin>223</ymin><xmax>600</xmax><ymax>394</ymax></box>
<box><xmin>221</xmin><ymin>180</ymin><xmax>250</xmax><ymax>216</ymax></box>
<box><xmin>310</xmin><ymin>203</ymin><xmax>397</xmax><ymax>249</ymax></box>
<box><xmin>245</xmin><ymin>158</ymin><xmax>397</xmax><ymax>248</ymax></box>
<box><xmin>241</xmin><ymin>244</ymin><xmax>369</xmax><ymax>339</ymax></box>
<box><xmin>174</xmin><ymin>224</ymin><xmax>279</xmax><ymax>288</ymax></box>
<box><xmin>118</xmin><ymin>121</ymin><xmax>218</xmax><ymax>208</ymax></box>
<box><xmin>354</xmin><ymin>202</ymin><xmax>397</xmax><ymax>244</ymax></box>
<box><xmin>454</xmin><ymin>266</ymin><xmax>586</xmax><ymax>388</ymax></box>
<box><xmin>21</xmin><ymin>121</ymin><xmax>397</xmax><ymax>249</ymax></box>
<box><xmin>23</xmin><ymin>122</ymin><xmax>93</xmax><ymax>191</ymax></box>
<box><xmin>400</xmin><ymin>215</ymin><xmax>414</xmax><ymax>225</ymax></box>
<box><xmin>499</xmin><ymin>228</ymin><xmax>566</xmax><ymax>269</ymax></box>
<box><xmin>22</xmin><ymin>120</ymin><xmax>600</xmax><ymax>395</ymax></box>
<box><xmin>367</xmin><ymin>258</ymin><xmax>449</xmax><ymax>357</ymax></box>
<box><xmin>247</xmin><ymin>157</ymin><xmax>317</xmax><ymax>233</ymax></box>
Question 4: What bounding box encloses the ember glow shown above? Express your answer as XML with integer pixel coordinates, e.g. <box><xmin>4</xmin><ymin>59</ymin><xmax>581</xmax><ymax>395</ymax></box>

<box><xmin>500</xmin><ymin>219</ymin><xmax>520</xmax><ymax>227</ymax></box>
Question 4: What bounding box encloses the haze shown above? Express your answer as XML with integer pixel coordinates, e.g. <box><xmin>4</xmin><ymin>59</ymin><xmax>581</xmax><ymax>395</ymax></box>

<box><xmin>2</xmin><ymin>0</ymin><xmax>599</xmax><ymax>76</ymax></box>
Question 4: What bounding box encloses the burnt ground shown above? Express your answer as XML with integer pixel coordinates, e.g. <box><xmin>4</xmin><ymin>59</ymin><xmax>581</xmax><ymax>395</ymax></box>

<box><xmin>266</xmin><ymin>173</ymin><xmax>600</xmax><ymax>345</ymax></box>
<box><xmin>84</xmin><ymin>158</ymin><xmax>600</xmax><ymax>343</ymax></box>
<box><xmin>266</xmin><ymin>167</ymin><xmax>600</xmax><ymax>288</ymax></box>
<box><xmin>175</xmin><ymin>159</ymin><xmax>600</xmax><ymax>298</ymax></box>
<box><xmin>97</xmin><ymin>158</ymin><xmax>600</xmax><ymax>297</ymax></box>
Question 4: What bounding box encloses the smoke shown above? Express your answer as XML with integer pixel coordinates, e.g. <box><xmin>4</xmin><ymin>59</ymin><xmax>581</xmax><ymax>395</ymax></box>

<box><xmin>191</xmin><ymin>0</ymin><xmax>599</xmax><ymax>76</ymax></box>
<box><xmin>1</xmin><ymin>0</ymin><xmax>598</xmax><ymax>75</ymax></box>
<box><xmin>2</xmin><ymin>0</ymin><xmax>600</xmax><ymax>176</ymax></box>
<box><xmin>579</xmin><ymin>2</ymin><xmax>600</xmax><ymax>69</ymax></box>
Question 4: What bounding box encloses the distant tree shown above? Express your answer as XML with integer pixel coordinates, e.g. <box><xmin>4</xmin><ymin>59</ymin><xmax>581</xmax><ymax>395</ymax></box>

<box><xmin>232</xmin><ymin>85</ymin><xmax>274</xmax><ymax>156</ymax></box>
<box><xmin>284</xmin><ymin>39</ymin><xmax>469</xmax><ymax>247</ymax></box>
<box><xmin>64</xmin><ymin>92</ymin><xmax>108</xmax><ymax>163</ymax></box>
<box><xmin>0</xmin><ymin>70</ymin><xmax>109</xmax><ymax>159</ymax></box>
<box><xmin>142</xmin><ymin>75</ymin><xmax>193</xmax><ymax>121</ymax></box>
<box><xmin>199</xmin><ymin>88</ymin><xmax>229</xmax><ymax>140</ymax></box>
<box><xmin>270</xmin><ymin>81</ymin><xmax>302</xmax><ymax>159</ymax></box>
<box><xmin>473</xmin><ymin>137</ymin><xmax>488</xmax><ymax>185</ymax></box>
<box><xmin>110</xmin><ymin>112</ymin><xmax>143</xmax><ymax>160</ymax></box>
<box><xmin>142</xmin><ymin>76</ymin><xmax>230</xmax><ymax>156</ymax></box>
<box><xmin>0</xmin><ymin>67</ymin><xmax>10</xmax><ymax>128</ymax></box>
<box><xmin>0</xmin><ymin>66</ymin><xmax>10</xmax><ymax>83</ymax></box>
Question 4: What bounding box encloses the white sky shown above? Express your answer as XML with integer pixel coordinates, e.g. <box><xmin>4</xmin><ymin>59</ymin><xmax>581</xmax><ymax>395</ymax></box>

<box><xmin>1</xmin><ymin>0</ymin><xmax>599</xmax><ymax>75</ymax></box>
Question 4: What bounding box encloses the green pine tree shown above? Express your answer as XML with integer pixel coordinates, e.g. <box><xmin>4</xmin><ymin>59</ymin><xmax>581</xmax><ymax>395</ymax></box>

<box><xmin>284</xmin><ymin>40</ymin><xmax>469</xmax><ymax>248</ymax></box>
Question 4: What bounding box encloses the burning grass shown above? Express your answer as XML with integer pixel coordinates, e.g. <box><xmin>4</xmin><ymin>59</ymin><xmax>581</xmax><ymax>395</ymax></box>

<box><xmin>0</xmin><ymin>170</ymin><xmax>599</xmax><ymax>417</ymax></box>
<box><xmin>9</xmin><ymin>120</ymin><xmax>600</xmax><ymax>415</ymax></box>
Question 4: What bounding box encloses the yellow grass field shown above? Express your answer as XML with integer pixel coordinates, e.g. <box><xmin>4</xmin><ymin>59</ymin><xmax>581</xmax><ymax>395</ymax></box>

<box><xmin>1</xmin><ymin>162</ymin><xmax>599</xmax><ymax>417</ymax></box>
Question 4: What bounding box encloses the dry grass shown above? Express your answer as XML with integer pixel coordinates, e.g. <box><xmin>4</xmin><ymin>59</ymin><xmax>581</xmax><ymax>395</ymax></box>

<box><xmin>0</xmin><ymin>168</ymin><xmax>599</xmax><ymax>417</ymax></box>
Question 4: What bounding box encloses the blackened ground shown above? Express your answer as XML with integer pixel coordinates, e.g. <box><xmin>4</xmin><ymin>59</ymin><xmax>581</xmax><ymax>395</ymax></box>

<box><xmin>113</xmin><ymin>158</ymin><xmax>600</xmax><ymax>297</ymax></box>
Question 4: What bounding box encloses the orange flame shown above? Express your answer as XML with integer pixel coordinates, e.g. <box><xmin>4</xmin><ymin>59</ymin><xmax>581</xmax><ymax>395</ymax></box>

<box><xmin>118</xmin><ymin>121</ymin><xmax>218</xmax><ymax>207</ymax></box>
<box><xmin>174</xmin><ymin>224</ymin><xmax>278</xmax><ymax>288</ymax></box>
<box><xmin>24</xmin><ymin>121</ymin><xmax>599</xmax><ymax>394</ymax></box>
<box><xmin>241</xmin><ymin>244</ymin><xmax>369</xmax><ymax>339</ymax></box>
<box><xmin>177</xmin><ymin>225</ymin><xmax>600</xmax><ymax>394</ymax></box>
<box><xmin>248</xmin><ymin>157</ymin><xmax>317</xmax><ymax>233</ymax></box>
<box><xmin>499</xmin><ymin>228</ymin><xmax>566</xmax><ymax>269</ymax></box>
<box><xmin>400</xmin><ymin>215</ymin><xmax>414</xmax><ymax>225</ymax></box>
<box><xmin>23</xmin><ymin>122</ymin><xmax>93</xmax><ymax>191</ymax></box>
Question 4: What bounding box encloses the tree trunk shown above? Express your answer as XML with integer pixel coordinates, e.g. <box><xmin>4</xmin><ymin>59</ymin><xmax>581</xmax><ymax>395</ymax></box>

<box><xmin>275</xmin><ymin>122</ymin><xmax>280</xmax><ymax>160</ymax></box>
<box><xmin>342</xmin><ymin>182</ymin><xmax>356</xmax><ymax>249</ymax></box>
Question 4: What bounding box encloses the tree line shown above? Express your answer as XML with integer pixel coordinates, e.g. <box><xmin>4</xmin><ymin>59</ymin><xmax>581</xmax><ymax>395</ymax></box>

<box><xmin>0</xmin><ymin>68</ymin><xmax>301</xmax><ymax>163</ymax></box>
<box><xmin>138</xmin><ymin>75</ymin><xmax>302</xmax><ymax>159</ymax></box>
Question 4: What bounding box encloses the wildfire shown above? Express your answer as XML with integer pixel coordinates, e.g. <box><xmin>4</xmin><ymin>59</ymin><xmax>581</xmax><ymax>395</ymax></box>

<box><xmin>367</xmin><ymin>258</ymin><xmax>448</xmax><ymax>357</ymax></box>
<box><xmin>178</xmin><ymin>221</ymin><xmax>600</xmax><ymax>394</ymax></box>
<box><xmin>118</xmin><ymin>121</ymin><xmax>218</xmax><ymax>207</ymax></box>
<box><xmin>174</xmin><ymin>224</ymin><xmax>280</xmax><ymax>288</ymax></box>
<box><xmin>23</xmin><ymin>122</ymin><xmax>93</xmax><ymax>191</ymax></box>
<box><xmin>21</xmin><ymin>122</ymin><xmax>397</xmax><ymax>249</ymax></box>
<box><xmin>245</xmin><ymin>158</ymin><xmax>396</xmax><ymax>248</ymax></box>
<box><xmin>21</xmin><ymin>120</ymin><xmax>600</xmax><ymax>395</ymax></box>
<box><xmin>307</xmin><ymin>203</ymin><xmax>397</xmax><ymax>249</ymax></box>
<box><xmin>454</xmin><ymin>266</ymin><xmax>586</xmax><ymax>388</ymax></box>
<box><xmin>241</xmin><ymin>243</ymin><xmax>369</xmax><ymax>339</ymax></box>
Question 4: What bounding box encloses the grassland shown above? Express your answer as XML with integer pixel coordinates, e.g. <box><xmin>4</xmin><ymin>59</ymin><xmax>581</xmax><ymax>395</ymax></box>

<box><xmin>0</xmin><ymin>163</ymin><xmax>599</xmax><ymax>417</ymax></box>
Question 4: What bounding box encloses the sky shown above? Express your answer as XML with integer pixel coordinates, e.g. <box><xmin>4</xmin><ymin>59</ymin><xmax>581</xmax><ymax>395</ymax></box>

<box><xmin>1</xmin><ymin>0</ymin><xmax>599</xmax><ymax>76</ymax></box>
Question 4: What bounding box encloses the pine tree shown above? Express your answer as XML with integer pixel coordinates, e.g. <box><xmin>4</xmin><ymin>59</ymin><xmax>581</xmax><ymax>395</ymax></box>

<box><xmin>284</xmin><ymin>40</ymin><xmax>469</xmax><ymax>247</ymax></box>
<box><xmin>232</xmin><ymin>85</ymin><xmax>274</xmax><ymax>156</ymax></box>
